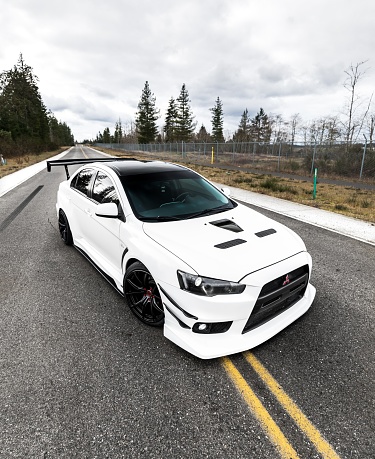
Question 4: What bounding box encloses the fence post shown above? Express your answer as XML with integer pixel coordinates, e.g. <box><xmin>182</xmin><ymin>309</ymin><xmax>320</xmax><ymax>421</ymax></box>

<box><xmin>313</xmin><ymin>168</ymin><xmax>318</xmax><ymax>199</ymax></box>
<box><xmin>360</xmin><ymin>135</ymin><xmax>367</xmax><ymax>179</ymax></box>
<box><xmin>310</xmin><ymin>142</ymin><xmax>317</xmax><ymax>175</ymax></box>
<box><xmin>277</xmin><ymin>142</ymin><xmax>282</xmax><ymax>172</ymax></box>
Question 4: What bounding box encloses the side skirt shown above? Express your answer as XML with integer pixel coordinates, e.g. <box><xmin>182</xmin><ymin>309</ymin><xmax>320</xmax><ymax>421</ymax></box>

<box><xmin>74</xmin><ymin>245</ymin><xmax>124</xmax><ymax>297</ymax></box>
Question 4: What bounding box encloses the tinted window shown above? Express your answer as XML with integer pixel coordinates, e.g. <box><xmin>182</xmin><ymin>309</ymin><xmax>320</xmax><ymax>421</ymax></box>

<box><xmin>92</xmin><ymin>172</ymin><xmax>119</xmax><ymax>205</ymax></box>
<box><xmin>120</xmin><ymin>170</ymin><xmax>235</xmax><ymax>221</ymax></box>
<box><xmin>71</xmin><ymin>169</ymin><xmax>95</xmax><ymax>196</ymax></box>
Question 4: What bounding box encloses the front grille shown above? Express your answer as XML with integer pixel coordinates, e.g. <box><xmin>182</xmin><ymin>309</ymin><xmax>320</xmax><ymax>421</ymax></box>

<box><xmin>242</xmin><ymin>265</ymin><xmax>309</xmax><ymax>334</ymax></box>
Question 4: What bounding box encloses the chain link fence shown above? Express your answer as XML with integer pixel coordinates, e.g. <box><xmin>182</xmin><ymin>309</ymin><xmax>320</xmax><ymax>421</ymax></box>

<box><xmin>94</xmin><ymin>141</ymin><xmax>375</xmax><ymax>183</ymax></box>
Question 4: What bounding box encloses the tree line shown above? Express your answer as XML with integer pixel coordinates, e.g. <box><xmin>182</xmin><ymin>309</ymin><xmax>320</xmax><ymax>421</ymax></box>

<box><xmin>95</xmin><ymin>61</ymin><xmax>374</xmax><ymax>154</ymax></box>
<box><xmin>0</xmin><ymin>54</ymin><xmax>74</xmax><ymax>158</ymax></box>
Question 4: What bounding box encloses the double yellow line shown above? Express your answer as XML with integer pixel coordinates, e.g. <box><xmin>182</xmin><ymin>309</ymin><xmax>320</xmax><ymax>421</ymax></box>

<box><xmin>222</xmin><ymin>352</ymin><xmax>341</xmax><ymax>459</ymax></box>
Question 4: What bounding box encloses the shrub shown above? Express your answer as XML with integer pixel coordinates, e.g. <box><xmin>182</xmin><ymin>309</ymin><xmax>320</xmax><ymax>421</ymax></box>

<box><xmin>260</xmin><ymin>177</ymin><xmax>298</xmax><ymax>195</ymax></box>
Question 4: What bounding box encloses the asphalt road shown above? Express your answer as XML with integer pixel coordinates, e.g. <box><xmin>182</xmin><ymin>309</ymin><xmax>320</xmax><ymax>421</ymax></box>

<box><xmin>0</xmin><ymin>146</ymin><xmax>374</xmax><ymax>459</ymax></box>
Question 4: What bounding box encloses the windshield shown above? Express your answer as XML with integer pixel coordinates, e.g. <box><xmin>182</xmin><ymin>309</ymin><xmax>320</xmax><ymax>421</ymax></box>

<box><xmin>120</xmin><ymin>170</ymin><xmax>236</xmax><ymax>221</ymax></box>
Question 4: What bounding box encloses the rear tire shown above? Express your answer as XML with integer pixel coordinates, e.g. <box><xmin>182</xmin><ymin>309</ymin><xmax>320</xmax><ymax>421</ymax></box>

<box><xmin>58</xmin><ymin>210</ymin><xmax>73</xmax><ymax>245</ymax></box>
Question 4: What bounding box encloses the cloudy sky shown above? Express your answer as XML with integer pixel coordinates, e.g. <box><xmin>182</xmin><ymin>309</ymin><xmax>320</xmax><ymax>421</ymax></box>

<box><xmin>2</xmin><ymin>0</ymin><xmax>375</xmax><ymax>141</ymax></box>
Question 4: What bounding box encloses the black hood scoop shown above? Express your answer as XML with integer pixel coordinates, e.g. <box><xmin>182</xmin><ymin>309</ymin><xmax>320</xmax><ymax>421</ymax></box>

<box><xmin>214</xmin><ymin>239</ymin><xmax>247</xmax><ymax>249</ymax></box>
<box><xmin>255</xmin><ymin>228</ymin><xmax>277</xmax><ymax>238</ymax></box>
<box><xmin>209</xmin><ymin>219</ymin><xmax>243</xmax><ymax>233</ymax></box>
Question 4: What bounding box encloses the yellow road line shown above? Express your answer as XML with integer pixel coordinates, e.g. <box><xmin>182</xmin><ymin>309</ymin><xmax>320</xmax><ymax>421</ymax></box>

<box><xmin>244</xmin><ymin>352</ymin><xmax>341</xmax><ymax>459</ymax></box>
<box><xmin>221</xmin><ymin>356</ymin><xmax>300</xmax><ymax>459</ymax></box>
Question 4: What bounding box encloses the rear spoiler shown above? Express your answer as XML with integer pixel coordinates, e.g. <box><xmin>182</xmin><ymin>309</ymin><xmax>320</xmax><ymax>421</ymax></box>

<box><xmin>46</xmin><ymin>157</ymin><xmax>138</xmax><ymax>180</ymax></box>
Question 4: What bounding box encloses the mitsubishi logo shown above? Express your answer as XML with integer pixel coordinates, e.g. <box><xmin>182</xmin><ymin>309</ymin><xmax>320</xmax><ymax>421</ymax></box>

<box><xmin>282</xmin><ymin>274</ymin><xmax>290</xmax><ymax>286</ymax></box>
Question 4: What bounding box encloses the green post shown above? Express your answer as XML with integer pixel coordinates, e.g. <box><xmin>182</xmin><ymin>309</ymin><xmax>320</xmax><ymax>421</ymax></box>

<box><xmin>313</xmin><ymin>168</ymin><xmax>318</xmax><ymax>200</ymax></box>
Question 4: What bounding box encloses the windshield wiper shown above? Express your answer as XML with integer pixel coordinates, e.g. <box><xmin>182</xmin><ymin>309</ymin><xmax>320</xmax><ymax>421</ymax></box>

<box><xmin>157</xmin><ymin>215</ymin><xmax>182</xmax><ymax>221</ymax></box>
<box><xmin>142</xmin><ymin>215</ymin><xmax>182</xmax><ymax>222</ymax></box>
<box><xmin>185</xmin><ymin>205</ymin><xmax>232</xmax><ymax>219</ymax></box>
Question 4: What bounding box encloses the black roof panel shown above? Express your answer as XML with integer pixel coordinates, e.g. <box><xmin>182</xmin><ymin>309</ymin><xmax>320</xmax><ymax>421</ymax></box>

<box><xmin>106</xmin><ymin>160</ymin><xmax>187</xmax><ymax>177</ymax></box>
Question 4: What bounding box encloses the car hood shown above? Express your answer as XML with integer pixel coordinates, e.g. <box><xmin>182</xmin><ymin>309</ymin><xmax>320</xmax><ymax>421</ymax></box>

<box><xmin>142</xmin><ymin>205</ymin><xmax>306</xmax><ymax>282</ymax></box>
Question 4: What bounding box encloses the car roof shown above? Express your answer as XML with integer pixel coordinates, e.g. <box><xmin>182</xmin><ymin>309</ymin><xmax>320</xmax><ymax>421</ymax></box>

<box><xmin>104</xmin><ymin>160</ymin><xmax>188</xmax><ymax>177</ymax></box>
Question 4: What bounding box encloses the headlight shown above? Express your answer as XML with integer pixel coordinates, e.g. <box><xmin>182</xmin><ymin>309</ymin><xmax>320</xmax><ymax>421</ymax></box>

<box><xmin>177</xmin><ymin>270</ymin><xmax>245</xmax><ymax>296</ymax></box>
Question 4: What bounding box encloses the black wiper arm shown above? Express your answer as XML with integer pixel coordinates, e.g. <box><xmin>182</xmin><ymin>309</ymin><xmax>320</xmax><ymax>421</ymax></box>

<box><xmin>185</xmin><ymin>206</ymin><xmax>231</xmax><ymax>219</ymax></box>
<box><xmin>140</xmin><ymin>214</ymin><xmax>182</xmax><ymax>222</ymax></box>
<box><xmin>157</xmin><ymin>215</ymin><xmax>181</xmax><ymax>221</ymax></box>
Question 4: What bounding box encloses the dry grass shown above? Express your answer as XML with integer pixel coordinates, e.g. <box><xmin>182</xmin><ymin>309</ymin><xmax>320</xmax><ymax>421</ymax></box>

<box><xmin>0</xmin><ymin>148</ymin><xmax>67</xmax><ymax>180</ymax></box>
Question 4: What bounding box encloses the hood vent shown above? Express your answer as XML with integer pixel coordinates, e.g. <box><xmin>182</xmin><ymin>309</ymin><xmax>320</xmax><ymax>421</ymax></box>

<box><xmin>210</xmin><ymin>219</ymin><xmax>243</xmax><ymax>233</ymax></box>
<box><xmin>255</xmin><ymin>228</ymin><xmax>277</xmax><ymax>238</ymax></box>
<box><xmin>215</xmin><ymin>238</ymin><xmax>247</xmax><ymax>249</ymax></box>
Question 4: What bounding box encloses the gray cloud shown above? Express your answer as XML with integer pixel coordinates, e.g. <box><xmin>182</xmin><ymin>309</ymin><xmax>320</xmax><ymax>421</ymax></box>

<box><xmin>1</xmin><ymin>0</ymin><xmax>374</xmax><ymax>140</ymax></box>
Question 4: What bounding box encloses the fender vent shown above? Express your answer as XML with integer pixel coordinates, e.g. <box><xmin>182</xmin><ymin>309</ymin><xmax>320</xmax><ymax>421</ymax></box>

<box><xmin>210</xmin><ymin>219</ymin><xmax>243</xmax><ymax>233</ymax></box>
<box><xmin>215</xmin><ymin>238</ymin><xmax>246</xmax><ymax>249</ymax></box>
<box><xmin>255</xmin><ymin>228</ymin><xmax>276</xmax><ymax>238</ymax></box>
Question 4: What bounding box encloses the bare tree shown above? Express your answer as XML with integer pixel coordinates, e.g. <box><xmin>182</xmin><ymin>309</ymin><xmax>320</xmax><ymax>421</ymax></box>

<box><xmin>289</xmin><ymin>113</ymin><xmax>302</xmax><ymax>154</ymax></box>
<box><xmin>270</xmin><ymin>113</ymin><xmax>287</xmax><ymax>143</ymax></box>
<box><xmin>354</xmin><ymin>92</ymin><xmax>373</xmax><ymax>143</ymax></box>
<box><xmin>343</xmin><ymin>60</ymin><xmax>369</xmax><ymax>149</ymax></box>
<box><xmin>325</xmin><ymin>116</ymin><xmax>341</xmax><ymax>146</ymax></box>
<box><xmin>367</xmin><ymin>113</ymin><xmax>375</xmax><ymax>149</ymax></box>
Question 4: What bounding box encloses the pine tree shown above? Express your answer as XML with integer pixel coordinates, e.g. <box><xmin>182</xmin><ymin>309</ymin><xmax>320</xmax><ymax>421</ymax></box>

<box><xmin>0</xmin><ymin>54</ymin><xmax>49</xmax><ymax>143</ymax></box>
<box><xmin>135</xmin><ymin>81</ymin><xmax>160</xmax><ymax>144</ymax></box>
<box><xmin>164</xmin><ymin>97</ymin><xmax>178</xmax><ymax>142</ymax></box>
<box><xmin>102</xmin><ymin>127</ymin><xmax>111</xmax><ymax>143</ymax></box>
<box><xmin>175</xmin><ymin>84</ymin><xmax>196</xmax><ymax>142</ymax></box>
<box><xmin>114</xmin><ymin>119</ymin><xmax>123</xmax><ymax>143</ymax></box>
<box><xmin>210</xmin><ymin>97</ymin><xmax>224</xmax><ymax>142</ymax></box>
<box><xmin>196</xmin><ymin>124</ymin><xmax>211</xmax><ymax>142</ymax></box>
<box><xmin>48</xmin><ymin>112</ymin><xmax>74</xmax><ymax>145</ymax></box>
<box><xmin>250</xmin><ymin>108</ymin><xmax>272</xmax><ymax>143</ymax></box>
<box><xmin>233</xmin><ymin>109</ymin><xmax>251</xmax><ymax>142</ymax></box>
<box><xmin>0</xmin><ymin>54</ymin><xmax>74</xmax><ymax>153</ymax></box>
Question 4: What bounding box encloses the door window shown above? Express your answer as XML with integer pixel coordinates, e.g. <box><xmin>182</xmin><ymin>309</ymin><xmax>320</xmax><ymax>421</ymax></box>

<box><xmin>92</xmin><ymin>172</ymin><xmax>119</xmax><ymax>205</ymax></box>
<box><xmin>71</xmin><ymin>169</ymin><xmax>95</xmax><ymax>196</ymax></box>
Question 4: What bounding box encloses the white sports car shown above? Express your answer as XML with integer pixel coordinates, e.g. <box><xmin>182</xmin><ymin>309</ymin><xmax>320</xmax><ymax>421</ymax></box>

<box><xmin>47</xmin><ymin>158</ymin><xmax>315</xmax><ymax>359</ymax></box>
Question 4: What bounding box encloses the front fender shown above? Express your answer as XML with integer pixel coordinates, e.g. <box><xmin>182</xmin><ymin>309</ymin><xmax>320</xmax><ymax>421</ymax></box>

<box><xmin>120</xmin><ymin>217</ymin><xmax>197</xmax><ymax>291</ymax></box>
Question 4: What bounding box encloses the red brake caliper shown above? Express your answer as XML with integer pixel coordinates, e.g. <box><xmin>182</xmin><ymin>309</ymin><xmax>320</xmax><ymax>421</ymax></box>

<box><xmin>143</xmin><ymin>287</ymin><xmax>154</xmax><ymax>302</ymax></box>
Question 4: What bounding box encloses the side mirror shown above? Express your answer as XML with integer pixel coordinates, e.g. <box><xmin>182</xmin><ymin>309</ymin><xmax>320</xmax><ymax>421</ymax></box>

<box><xmin>95</xmin><ymin>202</ymin><xmax>119</xmax><ymax>218</ymax></box>
<box><xmin>221</xmin><ymin>187</ymin><xmax>231</xmax><ymax>197</ymax></box>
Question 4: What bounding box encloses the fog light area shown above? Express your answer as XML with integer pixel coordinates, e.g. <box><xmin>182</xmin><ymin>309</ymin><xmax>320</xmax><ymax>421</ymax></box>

<box><xmin>192</xmin><ymin>321</ymin><xmax>232</xmax><ymax>334</ymax></box>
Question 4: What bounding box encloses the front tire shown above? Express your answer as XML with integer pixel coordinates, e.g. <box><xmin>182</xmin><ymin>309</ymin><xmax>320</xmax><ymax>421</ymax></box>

<box><xmin>124</xmin><ymin>262</ymin><xmax>164</xmax><ymax>326</ymax></box>
<box><xmin>58</xmin><ymin>210</ymin><xmax>73</xmax><ymax>245</ymax></box>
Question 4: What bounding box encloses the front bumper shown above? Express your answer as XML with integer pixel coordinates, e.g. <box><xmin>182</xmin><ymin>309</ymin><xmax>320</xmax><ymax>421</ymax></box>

<box><xmin>160</xmin><ymin>252</ymin><xmax>316</xmax><ymax>359</ymax></box>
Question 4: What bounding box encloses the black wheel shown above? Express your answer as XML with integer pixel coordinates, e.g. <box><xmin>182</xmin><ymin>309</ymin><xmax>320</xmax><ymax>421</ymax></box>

<box><xmin>124</xmin><ymin>262</ymin><xmax>164</xmax><ymax>326</ymax></box>
<box><xmin>58</xmin><ymin>210</ymin><xmax>73</xmax><ymax>245</ymax></box>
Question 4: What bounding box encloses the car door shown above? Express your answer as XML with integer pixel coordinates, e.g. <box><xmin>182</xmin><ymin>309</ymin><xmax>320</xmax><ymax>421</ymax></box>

<box><xmin>69</xmin><ymin>167</ymin><xmax>96</xmax><ymax>246</ymax></box>
<box><xmin>83</xmin><ymin>170</ymin><xmax>124</xmax><ymax>280</ymax></box>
